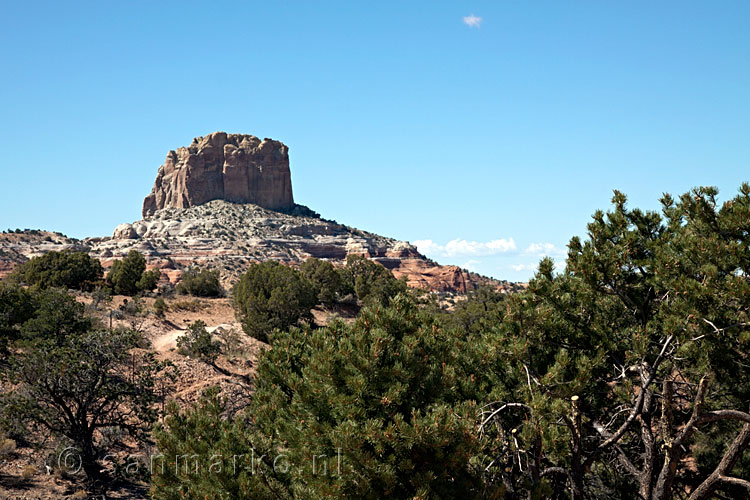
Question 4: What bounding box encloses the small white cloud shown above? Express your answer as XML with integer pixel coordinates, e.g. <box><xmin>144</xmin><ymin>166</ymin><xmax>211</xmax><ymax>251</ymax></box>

<box><xmin>414</xmin><ymin>238</ymin><xmax>516</xmax><ymax>258</ymax></box>
<box><xmin>523</xmin><ymin>242</ymin><xmax>566</xmax><ymax>257</ymax></box>
<box><xmin>462</xmin><ymin>259</ymin><xmax>481</xmax><ymax>272</ymax></box>
<box><xmin>511</xmin><ymin>263</ymin><xmax>538</xmax><ymax>272</ymax></box>
<box><xmin>413</xmin><ymin>239</ymin><xmax>441</xmax><ymax>255</ymax></box>
<box><xmin>463</xmin><ymin>14</ymin><xmax>482</xmax><ymax>28</ymax></box>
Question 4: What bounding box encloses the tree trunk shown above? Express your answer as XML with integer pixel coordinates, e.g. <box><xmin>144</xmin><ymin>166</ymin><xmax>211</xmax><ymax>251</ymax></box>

<box><xmin>688</xmin><ymin>423</ymin><xmax>750</xmax><ymax>500</ymax></box>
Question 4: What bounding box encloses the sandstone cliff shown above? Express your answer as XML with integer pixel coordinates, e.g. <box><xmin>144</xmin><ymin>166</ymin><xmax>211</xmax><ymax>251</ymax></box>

<box><xmin>142</xmin><ymin>132</ymin><xmax>294</xmax><ymax>217</ymax></box>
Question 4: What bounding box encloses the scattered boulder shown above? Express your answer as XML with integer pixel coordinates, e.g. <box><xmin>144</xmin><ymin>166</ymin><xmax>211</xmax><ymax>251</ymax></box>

<box><xmin>113</xmin><ymin>223</ymin><xmax>138</xmax><ymax>239</ymax></box>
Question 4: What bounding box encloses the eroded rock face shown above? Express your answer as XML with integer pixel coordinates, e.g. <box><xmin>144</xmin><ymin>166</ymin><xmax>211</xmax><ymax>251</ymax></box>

<box><xmin>142</xmin><ymin>132</ymin><xmax>294</xmax><ymax>217</ymax></box>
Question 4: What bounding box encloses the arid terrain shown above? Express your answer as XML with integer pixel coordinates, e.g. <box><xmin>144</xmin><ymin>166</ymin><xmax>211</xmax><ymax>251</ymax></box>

<box><xmin>0</xmin><ymin>132</ymin><xmax>521</xmax><ymax>498</ymax></box>
<box><xmin>0</xmin><ymin>292</ymin><xmax>354</xmax><ymax>499</ymax></box>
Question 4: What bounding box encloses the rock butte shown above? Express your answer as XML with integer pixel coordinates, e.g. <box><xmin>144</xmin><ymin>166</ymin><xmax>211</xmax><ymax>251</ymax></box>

<box><xmin>142</xmin><ymin>132</ymin><xmax>293</xmax><ymax>217</ymax></box>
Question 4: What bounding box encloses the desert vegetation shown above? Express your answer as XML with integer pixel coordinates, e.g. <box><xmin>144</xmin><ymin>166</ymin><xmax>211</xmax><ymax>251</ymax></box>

<box><xmin>0</xmin><ymin>284</ymin><xmax>169</xmax><ymax>489</ymax></box>
<box><xmin>9</xmin><ymin>250</ymin><xmax>103</xmax><ymax>291</ymax></box>
<box><xmin>175</xmin><ymin>267</ymin><xmax>223</xmax><ymax>297</ymax></box>
<box><xmin>107</xmin><ymin>250</ymin><xmax>161</xmax><ymax>296</ymax></box>
<box><xmin>1</xmin><ymin>186</ymin><xmax>750</xmax><ymax>499</ymax></box>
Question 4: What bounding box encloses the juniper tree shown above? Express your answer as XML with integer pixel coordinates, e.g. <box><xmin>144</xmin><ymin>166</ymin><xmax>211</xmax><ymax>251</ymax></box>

<box><xmin>342</xmin><ymin>254</ymin><xmax>408</xmax><ymax>306</ymax></box>
<box><xmin>9</xmin><ymin>250</ymin><xmax>103</xmax><ymax>291</ymax></box>
<box><xmin>233</xmin><ymin>261</ymin><xmax>317</xmax><ymax>343</ymax></box>
<box><xmin>3</xmin><ymin>328</ymin><xmax>162</xmax><ymax>481</ymax></box>
<box><xmin>176</xmin><ymin>267</ymin><xmax>223</xmax><ymax>297</ymax></box>
<box><xmin>107</xmin><ymin>250</ymin><xmax>159</xmax><ymax>295</ymax></box>
<box><xmin>138</xmin><ymin>268</ymin><xmax>161</xmax><ymax>293</ymax></box>
<box><xmin>0</xmin><ymin>285</ymin><xmax>90</xmax><ymax>351</ymax></box>
<box><xmin>0</xmin><ymin>282</ymin><xmax>34</xmax><ymax>350</ymax></box>
<box><xmin>300</xmin><ymin>257</ymin><xmax>352</xmax><ymax>306</ymax></box>
<box><xmin>20</xmin><ymin>287</ymin><xmax>91</xmax><ymax>344</ymax></box>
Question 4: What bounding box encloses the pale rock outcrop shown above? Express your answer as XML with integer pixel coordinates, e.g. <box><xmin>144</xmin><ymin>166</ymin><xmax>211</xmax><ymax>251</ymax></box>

<box><xmin>113</xmin><ymin>223</ymin><xmax>138</xmax><ymax>239</ymax></box>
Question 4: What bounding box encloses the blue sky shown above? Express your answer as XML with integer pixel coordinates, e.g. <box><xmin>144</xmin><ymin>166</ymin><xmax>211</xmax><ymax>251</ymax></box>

<box><xmin>1</xmin><ymin>1</ymin><xmax>748</xmax><ymax>281</ymax></box>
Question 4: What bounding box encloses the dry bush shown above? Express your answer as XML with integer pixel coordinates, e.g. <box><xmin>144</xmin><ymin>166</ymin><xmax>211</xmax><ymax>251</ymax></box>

<box><xmin>170</xmin><ymin>298</ymin><xmax>205</xmax><ymax>312</ymax></box>
<box><xmin>0</xmin><ymin>437</ymin><xmax>17</xmax><ymax>455</ymax></box>
<box><xmin>21</xmin><ymin>465</ymin><xmax>36</xmax><ymax>479</ymax></box>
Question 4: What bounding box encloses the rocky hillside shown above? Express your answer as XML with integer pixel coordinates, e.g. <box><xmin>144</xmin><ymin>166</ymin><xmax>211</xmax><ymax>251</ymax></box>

<box><xmin>84</xmin><ymin>199</ymin><xmax>512</xmax><ymax>292</ymax></box>
<box><xmin>0</xmin><ymin>230</ymin><xmax>85</xmax><ymax>278</ymax></box>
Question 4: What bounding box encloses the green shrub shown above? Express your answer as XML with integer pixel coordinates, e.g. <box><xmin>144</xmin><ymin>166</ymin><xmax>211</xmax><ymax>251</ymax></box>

<box><xmin>176</xmin><ymin>267</ymin><xmax>223</xmax><ymax>297</ymax></box>
<box><xmin>233</xmin><ymin>261</ymin><xmax>317</xmax><ymax>343</ymax></box>
<box><xmin>107</xmin><ymin>250</ymin><xmax>160</xmax><ymax>295</ymax></box>
<box><xmin>10</xmin><ymin>250</ymin><xmax>103</xmax><ymax>291</ymax></box>
<box><xmin>89</xmin><ymin>285</ymin><xmax>112</xmax><ymax>310</ymax></box>
<box><xmin>176</xmin><ymin>320</ymin><xmax>220</xmax><ymax>362</ymax></box>
<box><xmin>300</xmin><ymin>257</ymin><xmax>352</xmax><ymax>306</ymax></box>
<box><xmin>343</xmin><ymin>254</ymin><xmax>408</xmax><ymax>306</ymax></box>
<box><xmin>221</xmin><ymin>328</ymin><xmax>249</xmax><ymax>358</ymax></box>
<box><xmin>153</xmin><ymin>297</ymin><xmax>169</xmax><ymax>317</ymax></box>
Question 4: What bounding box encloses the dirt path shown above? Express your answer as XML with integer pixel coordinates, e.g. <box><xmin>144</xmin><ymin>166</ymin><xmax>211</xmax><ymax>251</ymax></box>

<box><xmin>152</xmin><ymin>328</ymin><xmax>184</xmax><ymax>352</ymax></box>
<box><xmin>151</xmin><ymin>323</ymin><xmax>235</xmax><ymax>353</ymax></box>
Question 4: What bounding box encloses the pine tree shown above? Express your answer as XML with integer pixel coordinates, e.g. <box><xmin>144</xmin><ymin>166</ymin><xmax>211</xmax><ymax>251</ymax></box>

<box><xmin>476</xmin><ymin>186</ymin><xmax>750</xmax><ymax>499</ymax></box>
<box><xmin>151</xmin><ymin>388</ymin><xmax>288</xmax><ymax>500</ymax></box>
<box><xmin>152</xmin><ymin>295</ymin><xmax>483</xmax><ymax>499</ymax></box>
